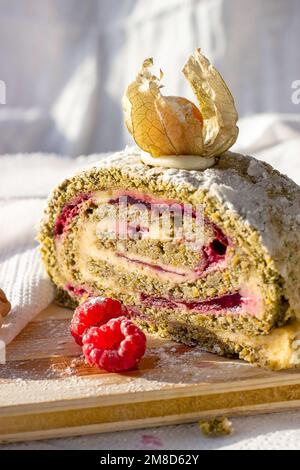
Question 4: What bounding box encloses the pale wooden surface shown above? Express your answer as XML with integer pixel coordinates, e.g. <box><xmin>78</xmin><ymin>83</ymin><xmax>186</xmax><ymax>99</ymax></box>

<box><xmin>1</xmin><ymin>304</ymin><xmax>300</xmax><ymax>443</ymax></box>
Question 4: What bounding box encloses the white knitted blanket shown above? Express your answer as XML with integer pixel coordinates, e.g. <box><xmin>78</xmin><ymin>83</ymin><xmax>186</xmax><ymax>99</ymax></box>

<box><xmin>0</xmin><ymin>153</ymin><xmax>105</xmax><ymax>345</ymax></box>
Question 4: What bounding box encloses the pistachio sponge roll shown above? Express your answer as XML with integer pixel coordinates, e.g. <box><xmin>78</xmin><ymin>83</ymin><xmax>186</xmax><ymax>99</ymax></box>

<box><xmin>38</xmin><ymin>147</ymin><xmax>300</xmax><ymax>369</ymax></box>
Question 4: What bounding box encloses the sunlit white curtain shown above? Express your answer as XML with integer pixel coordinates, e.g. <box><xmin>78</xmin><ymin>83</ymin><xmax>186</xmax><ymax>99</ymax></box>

<box><xmin>0</xmin><ymin>0</ymin><xmax>299</xmax><ymax>155</ymax></box>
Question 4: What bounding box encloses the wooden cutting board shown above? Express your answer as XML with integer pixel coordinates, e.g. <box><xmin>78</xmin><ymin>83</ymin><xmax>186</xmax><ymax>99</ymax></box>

<box><xmin>1</xmin><ymin>304</ymin><xmax>300</xmax><ymax>443</ymax></box>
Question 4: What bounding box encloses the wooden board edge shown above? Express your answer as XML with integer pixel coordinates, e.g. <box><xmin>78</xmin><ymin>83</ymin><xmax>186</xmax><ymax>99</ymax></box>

<box><xmin>1</xmin><ymin>400</ymin><xmax>300</xmax><ymax>444</ymax></box>
<box><xmin>1</xmin><ymin>383</ymin><xmax>300</xmax><ymax>443</ymax></box>
<box><xmin>2</xmin><ymin>372</ymin><xmax>300</xmax><ymax>417</ymax></box>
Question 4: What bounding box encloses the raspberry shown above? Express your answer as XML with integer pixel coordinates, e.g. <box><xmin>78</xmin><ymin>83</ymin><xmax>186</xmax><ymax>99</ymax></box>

<box><xmin>70</xmin><ymin>297</ymin><xmax>127</xmax><ymax>346</ymax></box>
<box><xmin>82</xmin><ymin>316</ymin><xmax>146</xmax><ymax>372</ymax></box>
<box><xmin>55</xmin><ymin>193</ymin><xmax>91</xmax><ymax>236</ymax></box>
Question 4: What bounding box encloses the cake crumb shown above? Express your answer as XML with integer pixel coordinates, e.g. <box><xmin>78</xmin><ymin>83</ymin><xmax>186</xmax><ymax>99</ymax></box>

<box><xmin>199</xmin><ymin>416</ymin><xmax>233</xmax><ymax>437</ymax></box>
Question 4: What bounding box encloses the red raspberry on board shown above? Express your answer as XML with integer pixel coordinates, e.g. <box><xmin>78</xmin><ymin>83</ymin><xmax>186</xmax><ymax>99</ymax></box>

<box><xmin>70</xmin><ymin>297</ymin><xmax>127</xmax><ymax>346</ymax></box>
<box><xmin>82</xmin><ymin>316</ymin><xmax>147</xmax><ymax>372</ymax></box>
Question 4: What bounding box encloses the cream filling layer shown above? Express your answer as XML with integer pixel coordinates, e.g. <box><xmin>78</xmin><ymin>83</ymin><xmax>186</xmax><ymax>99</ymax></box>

<box><xmin>78</xmin><ymin>221</ymin><xmax>198</xmax><ymax>283</ymax></box>
<box><xmin>54</xmin><ymin>189</ymin><xmax>264</xmax><ymax>318</ymax></box>
<box><xmin>214</xmin><ymin>320</ymin><xmax>300</xmax><ymax>368</ymax></box>
<box><xmin>55</xmin><ymin>219</ymin><xmax>263</xmax><ymax>318</ymax></box>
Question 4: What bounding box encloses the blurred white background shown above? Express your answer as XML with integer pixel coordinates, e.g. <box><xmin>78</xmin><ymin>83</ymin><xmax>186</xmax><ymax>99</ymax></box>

<box><xmin>0</xmin><ymin>0</ymin><xmax>299</xmax><ymax>156</ymax></box>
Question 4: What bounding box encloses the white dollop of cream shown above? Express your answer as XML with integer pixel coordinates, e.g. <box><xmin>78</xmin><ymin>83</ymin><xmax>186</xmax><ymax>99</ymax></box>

<box><xmin>140</xmin><ymin>151</ymin><xmax>216</xmax><ymax>170</ymax></box>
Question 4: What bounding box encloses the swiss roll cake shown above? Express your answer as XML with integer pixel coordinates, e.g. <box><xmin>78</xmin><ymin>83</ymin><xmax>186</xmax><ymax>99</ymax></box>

<box><xmin>38</xmin><ymin>147</ymin><xmax>300</xmax><ymax>369</ymax></box>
